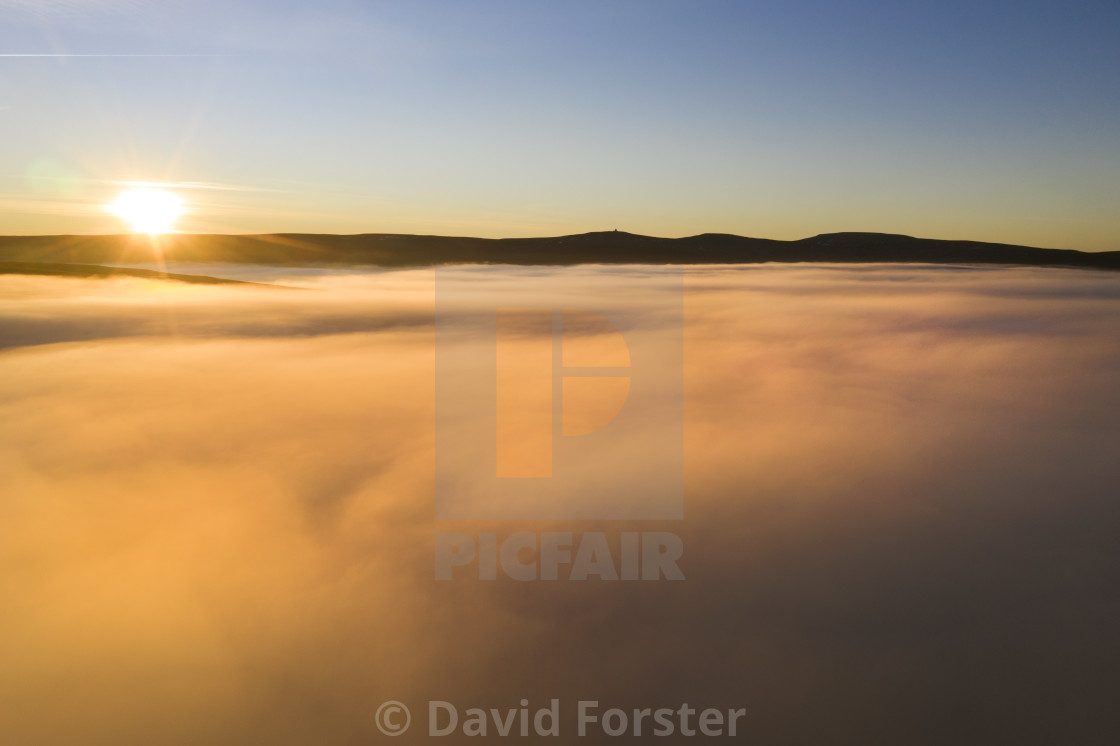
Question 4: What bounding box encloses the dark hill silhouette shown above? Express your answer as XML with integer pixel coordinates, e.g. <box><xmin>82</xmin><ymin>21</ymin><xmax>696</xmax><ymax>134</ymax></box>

<box><xmin>0</xmin><ymin>231</ymin><xmax>1117</xmax><ymax>270</ymax></box>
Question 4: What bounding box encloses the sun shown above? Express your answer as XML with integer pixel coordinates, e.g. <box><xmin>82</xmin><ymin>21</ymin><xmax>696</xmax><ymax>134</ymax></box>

<box><xmin>107</xmin><ymin>187</ymin><xmax>185</xmax><ymax>235</ymax></box>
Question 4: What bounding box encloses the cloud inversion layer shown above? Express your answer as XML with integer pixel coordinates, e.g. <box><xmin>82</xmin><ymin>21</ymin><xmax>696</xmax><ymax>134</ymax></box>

<box><xmin>1</xmin><ymin>264</ymin><xmax>1118</xmax><ymax>744</ymax></box>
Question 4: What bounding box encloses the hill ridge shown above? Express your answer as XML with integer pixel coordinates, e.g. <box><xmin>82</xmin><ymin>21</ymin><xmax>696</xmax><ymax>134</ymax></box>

<box><xmin>0</xmin><ymin>232</ymin><xmax>1116</xmax><ymax>271</ymax></box>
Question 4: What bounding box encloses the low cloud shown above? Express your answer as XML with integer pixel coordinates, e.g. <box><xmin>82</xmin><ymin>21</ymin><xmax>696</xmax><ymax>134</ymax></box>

<box><xmin>1</xmin><ymin>264</ymin><xmax>1118</xmax><ymax>744</ymax></box>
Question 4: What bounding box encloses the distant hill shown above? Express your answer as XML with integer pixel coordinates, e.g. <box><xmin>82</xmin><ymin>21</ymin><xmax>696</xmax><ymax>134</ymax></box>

<box><xmin>0</xmin><ymin>261</ymin><xmax>271</xmax><ymax>286</ymax></box>
<box><xmin>1</xmin><ymin>231</ymin><xmax>1117</xmax><ymax>270</ymax></box>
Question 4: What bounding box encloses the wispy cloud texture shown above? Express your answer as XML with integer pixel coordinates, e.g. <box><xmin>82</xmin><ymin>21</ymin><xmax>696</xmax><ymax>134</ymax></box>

<box><xmin>1</xmin><ymin>264</ymin><xmax>1118</xmax><ymax>744</ymax></box>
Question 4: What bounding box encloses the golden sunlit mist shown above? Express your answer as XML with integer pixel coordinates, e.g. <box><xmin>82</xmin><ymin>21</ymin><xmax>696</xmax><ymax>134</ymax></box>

<box><xmin>106</xmin><ymin>187</ymin><xmax>185</xmax><ymax>235</ymax></box>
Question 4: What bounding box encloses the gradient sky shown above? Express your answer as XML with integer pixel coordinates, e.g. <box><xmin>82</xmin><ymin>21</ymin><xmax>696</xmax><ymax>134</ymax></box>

<box><xmin>1</xmin><ymin>0</ymin><xmax>1118</xmax><ymax>249</ymax></box>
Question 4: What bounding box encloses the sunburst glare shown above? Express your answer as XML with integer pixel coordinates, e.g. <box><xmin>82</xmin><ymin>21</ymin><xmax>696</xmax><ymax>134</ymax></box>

<box><xmin>106</xmin><ymin>187</ymin><xmax>185</xmax><ymax>235</ymax></box>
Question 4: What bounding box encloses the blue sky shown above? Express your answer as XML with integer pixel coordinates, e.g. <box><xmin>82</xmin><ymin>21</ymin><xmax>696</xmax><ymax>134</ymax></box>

<box><xmin>1</xmin><ymin>0</ymin><xmax>1118</xmax><ymax>249</ymax></box>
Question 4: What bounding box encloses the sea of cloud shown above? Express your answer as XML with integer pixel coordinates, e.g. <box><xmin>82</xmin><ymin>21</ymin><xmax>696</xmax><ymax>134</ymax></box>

<box><xmin>1</xmin><ymin>264</ymin><xmax>1118</xmax><ymax>744</ymax></box>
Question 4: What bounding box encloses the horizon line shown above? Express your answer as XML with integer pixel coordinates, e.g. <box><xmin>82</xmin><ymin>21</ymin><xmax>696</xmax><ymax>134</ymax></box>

<box><xmin>0</xmin><ymin>230</ymin><xmax>1108</xmax><ymax>253</ymax></box>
